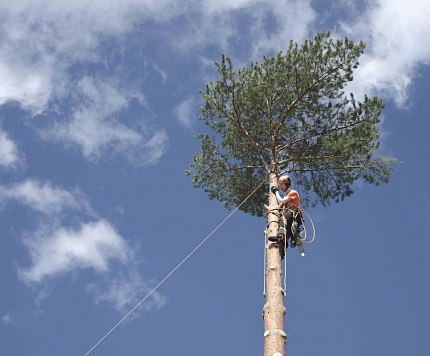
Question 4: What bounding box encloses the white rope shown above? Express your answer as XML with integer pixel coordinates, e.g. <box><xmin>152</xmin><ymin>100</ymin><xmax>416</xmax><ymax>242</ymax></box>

<box><xmin>290</xmin><ymin>211</ymin><xmax>316</xmax><ymax>246</ymax></box>
<box><xmin>283</xmin><ymin>236</ymin><xmax>287</xmax><ymax>294</ymax></box>
<box><xmin>301</xmin><ymin>209</ymin><xmax>316</xmax><ymax>244</ymax></box>
<box><xmin>263</xmin><ymin>231</ymin><xmax>267</xmax><ymax>297</ymax></box>
<box><xmin>84</xmin><ymin>180</ymin><xmax>266</xmax><ymax>356</ymax></box>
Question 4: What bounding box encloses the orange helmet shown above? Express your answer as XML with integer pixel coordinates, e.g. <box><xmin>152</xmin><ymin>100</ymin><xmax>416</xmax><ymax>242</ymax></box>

<box><xmin>278</xmin><ymin>175</ymin><xmax>291</xmax><ymax>187</ymax></box>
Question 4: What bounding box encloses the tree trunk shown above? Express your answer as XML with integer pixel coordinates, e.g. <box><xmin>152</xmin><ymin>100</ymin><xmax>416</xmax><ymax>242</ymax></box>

<box><xmin>263</xmin><ymin>172</ymin><xmax>287</xmax><ymax>356</ymax></box>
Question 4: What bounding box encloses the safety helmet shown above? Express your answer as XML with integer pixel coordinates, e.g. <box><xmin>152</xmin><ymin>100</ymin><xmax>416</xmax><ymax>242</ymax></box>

<box><xmin>278</xmin><ymin>175</ymin><xmax>291</xmax><ymax>187</ymax></box>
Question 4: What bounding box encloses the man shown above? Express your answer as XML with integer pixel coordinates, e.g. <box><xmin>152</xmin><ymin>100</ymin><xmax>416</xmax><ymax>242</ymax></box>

<box><xmin>268</xmin><ymin>175</ymin><xmax>303</xmax><ymax>245</ymax></box>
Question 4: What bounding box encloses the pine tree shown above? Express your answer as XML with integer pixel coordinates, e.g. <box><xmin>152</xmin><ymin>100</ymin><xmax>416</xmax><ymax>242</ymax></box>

<box><xmin>186</xmin><ymin>31</ymin><xmax>397</xmax><ymax>356</ymax></box>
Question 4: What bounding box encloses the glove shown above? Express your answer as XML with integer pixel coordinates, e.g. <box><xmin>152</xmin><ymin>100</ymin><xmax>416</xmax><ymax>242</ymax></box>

<box><xmin>271</xmin><ymin>186</ymin><xmax>279</xmax><ymax>194</ymax></box>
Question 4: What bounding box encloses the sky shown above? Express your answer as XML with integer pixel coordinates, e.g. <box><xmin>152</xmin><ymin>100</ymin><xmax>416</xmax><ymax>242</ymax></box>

<box><xmin>0</xmin><ymin>0</ymin><xmax>430</xmax><ymax>355</ymax></box>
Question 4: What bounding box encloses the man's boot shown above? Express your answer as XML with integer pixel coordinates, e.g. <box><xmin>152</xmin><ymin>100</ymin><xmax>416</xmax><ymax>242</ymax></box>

<box><xmin>269</xmin><ymin>222</ymin><xmax>287</xmax><ymax>242</ymax></box>
<box><xmin>268</xmin><ymin>233</ymin><xmax>284</xmax><ymax>242</ymax></box>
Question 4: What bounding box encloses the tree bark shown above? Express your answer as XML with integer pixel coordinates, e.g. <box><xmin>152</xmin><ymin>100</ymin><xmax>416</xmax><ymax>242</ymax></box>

<box><xmin>263</xmin><ymin>172</ymin><xmax>287</xmax><ymax>356</ymax></box>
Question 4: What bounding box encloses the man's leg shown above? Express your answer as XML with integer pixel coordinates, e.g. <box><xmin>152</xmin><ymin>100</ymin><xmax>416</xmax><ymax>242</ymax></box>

<box><xmin>268</xmin><ymin>217</ymin><xmax>288</xmax><ymax>242</ymax></box>
<box><xmin>292</xmin><ymin>212</ymin><xmax>303</xmax><ymax>238</ymax></box>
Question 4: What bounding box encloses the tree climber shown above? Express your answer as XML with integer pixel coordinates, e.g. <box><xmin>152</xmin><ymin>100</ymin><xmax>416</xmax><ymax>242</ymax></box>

<box><xmin>268</xmin><ymin>175</ymin><xmax>303</xmax><ymax>247</ymax></box>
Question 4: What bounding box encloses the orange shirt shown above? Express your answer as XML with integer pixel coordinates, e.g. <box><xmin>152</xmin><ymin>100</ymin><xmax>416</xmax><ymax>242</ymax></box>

<box><xmin>283</xmin><ymin>189</ymin><xmax>300</xmax><ymax>209</ymax></box>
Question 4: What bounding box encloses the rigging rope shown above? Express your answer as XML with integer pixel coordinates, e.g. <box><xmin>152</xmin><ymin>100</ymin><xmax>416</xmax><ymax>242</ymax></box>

<box><xmin>83</xmin><ymin>180</ymin><xmax>266</xmax><ymax>356</ymax></box>
<box><xmin>263</xmin><ymin>231</ymin><xmax>267</xmax><ymax>297</ymax></box>
<box><xmin>301</xmin><ymin>209</ymin><xmax>316</xmax><ymax>244</ymax></box>
<box><xmin>283</xmin><ymin>235</ymin><xmax>287</xmax><ymax>293</ymax></box>
<box><xmin>291</xmin><ymin>209</ymin><xmax>316</xmax><ymax>245</ymax></box>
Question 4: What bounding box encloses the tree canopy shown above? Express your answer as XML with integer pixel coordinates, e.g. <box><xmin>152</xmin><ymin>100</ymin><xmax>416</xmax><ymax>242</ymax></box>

<box><xmin>186</xmin><ymin>32</ymin><xmax>397</xmax><ymax>217</ymax></box>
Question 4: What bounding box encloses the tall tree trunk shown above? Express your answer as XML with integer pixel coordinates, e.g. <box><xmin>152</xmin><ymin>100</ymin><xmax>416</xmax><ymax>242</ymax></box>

<box><xmin>262</xmin><ymin>172</ymin><xmax>287</xmax><ymax>356</ymax></box>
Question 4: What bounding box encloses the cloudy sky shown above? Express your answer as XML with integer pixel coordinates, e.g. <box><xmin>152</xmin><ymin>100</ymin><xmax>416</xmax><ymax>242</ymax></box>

<box><xmin>1</xmin><ymin>0</ymin><xmax>430</xmax><ymax>355</ymax></box>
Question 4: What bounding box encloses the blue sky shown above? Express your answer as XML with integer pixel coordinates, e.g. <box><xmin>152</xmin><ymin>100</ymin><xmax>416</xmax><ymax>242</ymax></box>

<box><xmin>0</xmin><ymin>1</ymin><xmax>429</xmax><ymax>355</ymax></box>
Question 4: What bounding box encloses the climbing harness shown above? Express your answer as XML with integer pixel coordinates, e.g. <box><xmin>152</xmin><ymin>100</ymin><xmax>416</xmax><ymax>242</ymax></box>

<box><xmin>267</xmin><ymin>205</ymin><xmax>315</xmax><ymax>256</ymax></box>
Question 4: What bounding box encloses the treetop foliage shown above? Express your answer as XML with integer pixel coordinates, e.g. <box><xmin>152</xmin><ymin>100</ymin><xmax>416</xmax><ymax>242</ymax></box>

<box><xmin>186</xmin><ymin>32</ymin><xmax>397</xmax><ymax>217</ymax></box>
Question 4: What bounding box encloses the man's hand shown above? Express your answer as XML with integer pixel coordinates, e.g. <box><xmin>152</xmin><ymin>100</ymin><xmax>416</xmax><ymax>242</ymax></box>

<box><xmin>271</xmin><ymin>186</ymin><xmax>279</xmax><ymax>194</ymax></box>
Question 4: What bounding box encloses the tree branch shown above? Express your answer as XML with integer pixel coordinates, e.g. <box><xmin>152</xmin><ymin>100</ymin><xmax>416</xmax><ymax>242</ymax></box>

<box><xmin>275</xmin><ymin>52</ymin><xmax>359</xmax><ymax>137</ymax></box>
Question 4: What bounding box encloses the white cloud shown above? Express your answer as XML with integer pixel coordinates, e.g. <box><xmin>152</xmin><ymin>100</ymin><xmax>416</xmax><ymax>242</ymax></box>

<box><xmin>247</xmin><ymin>0</ymin><xmax>316</xmax><ymax>59</ymax></box>
<box><xmin>41</xmin><ymin>77</ymin><xmax>143</xmax><ymax>158</ymax></box>
<box><xmin>173</xmin><ymin>97</ymin><xmax>197</xmax><ymax>129</ymax></box>
<box><xmin>2</xmin><ymin>313</ymin><xmax>13</xmax><ymax>324</ymax></box>
<box><xmin>0</xmin><ymin>179</ymin><xmax>88</xmax><ymax>215</ymax></box>
<box><xmin>19</xmin><ymin>220</ymin><xmax>131</xmax><ymax>284</ymax></box>
<box><xmin>1</xmin><ymin>177</ymin><xmax>164</xmax><ymax>312</ymax></box>
<box><xmin>171</xmin><ymin>0</ymin><xmax>316</xmax><ymax>61</ymax></box>
<box><xmin>0</xmin><ymin>1</ymin><xmax>170</xmax><ymax>167</ymax></box>
<box><xmin>87</xmin><ymin>269</ymin><xmax>166</xmax><ymax>313</ymax></box>
<box><xmin>0</xmin><ymin>8</ymin><xmax>83</xmax><ymax>113</ymax></box>
<box><xmin>141</xmin><ymin>129</ymin><xmax>169</xmax><ymax>165</ymax></box>
<box><xmin>34</xmin><ymin>289</ymin><xmax>51</xmax><ymax>310</ymax></box>
<box><xmin>36</xmin><ymin>76</ymin><xmax>168</xmax><ymax>163</ymax></box>
<box><xmin>149</xmin><ymin>62</ymin><xmax>168</xmax><ymax>83</ymax></box>
<box><xmin>0</xmin><ymin>128</ymin><xmax>22</xmax><ymax>169</ymax></box>
<box><xmin>201</xmin><ymin>0</ymin><xmax>259</xmax><ymax>13</ymax></box>
<box><xmin>339</xmin><ymin>0</ymin><xmax>430</xmax><ymax>106</ymax></box>
<box><xmin>7</xmin><ymin>0</ymin><xmax>428</xmax><ymax>120</ymax></box>
<box><xmin>0</xmin><ymin>0</ymin><xmax>185</xmax><ymax>114</ymax></box>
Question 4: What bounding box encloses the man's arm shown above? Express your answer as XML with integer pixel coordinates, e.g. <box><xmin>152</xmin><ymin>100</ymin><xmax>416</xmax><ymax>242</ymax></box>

<box><xmin>271</xmin><ymin>186</ymin><xmax>293</xmax><ymax>204</ymax></box>
<box><xmin>275</xmin><ymin>191</ymin><xmax>292</xmax><ymax>204</ymax></box>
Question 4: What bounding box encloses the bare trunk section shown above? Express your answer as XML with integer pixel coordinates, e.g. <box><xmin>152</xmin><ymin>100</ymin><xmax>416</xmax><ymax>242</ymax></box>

<box><xmin>263</xmin><ymin>172</ymin><xmax>287</xmax><ymax>356</ymax></box>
